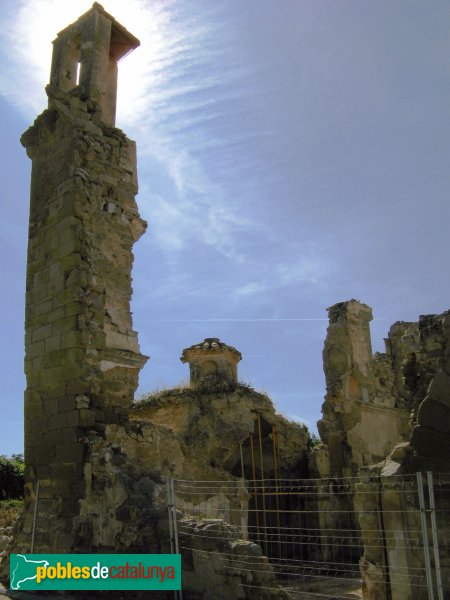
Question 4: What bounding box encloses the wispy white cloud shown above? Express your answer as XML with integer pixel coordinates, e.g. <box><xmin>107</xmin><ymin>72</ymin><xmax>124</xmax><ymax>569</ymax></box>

<box><xmin>1</xmin><ymin>0</ymin><xmax>255</xmax><ymax>260</ymax></box>
<box><xmin>277</xmin><ymin>253</ymin><xmax>328</xmax><ymax>287</ymax></box>
<box><xmin>2</xmin><ymin>0</ymin><xmax>333</xmax><ymax>297</ymax></box>
<box><xmin>234</xmin><ymin>282</ymin><xmax>268</xmax><ymax>298</ymax></box>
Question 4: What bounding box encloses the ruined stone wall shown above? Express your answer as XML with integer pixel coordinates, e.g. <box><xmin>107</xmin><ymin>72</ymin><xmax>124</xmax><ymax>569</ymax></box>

<box><xmin>314</xmin><ymin>300</ymin><xmax>411</xmax><ymax>479</ymax></box>
<box><xmin>357</xmin><ymin>310</ymin><xmax>450</xmax><ymax>600</ymax></box>
<box><xmin>131</xmin><ymin>384</ymin><xmax>309</xmax><ymax>483</ymax></box>
<box><xmin>318</xmin><ymin>304</ymin><xmax>450</xmax><ymax>600</ymax></box>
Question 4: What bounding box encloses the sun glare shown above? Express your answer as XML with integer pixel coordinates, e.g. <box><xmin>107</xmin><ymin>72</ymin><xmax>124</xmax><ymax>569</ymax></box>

<box><xmin>8</xmin><ymin>0</ymin><xmax>174</xmax><ymax>126</ymax></box>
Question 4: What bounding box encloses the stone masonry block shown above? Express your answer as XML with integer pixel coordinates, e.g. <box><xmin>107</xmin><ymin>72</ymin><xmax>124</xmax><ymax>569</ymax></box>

<box><xmin>48</xmin><ymin>412</ymin><xmax>68</xmax><ymax>430</ymax></box>
<box><xmin>55</xmin><ymin>443</ymin><xmax>85</xmax><ymax>463</ymax></box>
<box><xmin>45</xmin><ymin>398</ymin><xmax>59</xmax><ymax>415</ymax></box>
<box><xmin>28</xmin><ymin>285</ymin><xmax>49</xmax><ymax>304</ymax></box>
<box><xmin>30</xmin><ymin>416</ymin><xmax>48</xmax><ymax>433</ymax></box>
<box><xmin>32</xmin><ymin>324</ymin><xmax>53</xmax><ymax>343</ymax></box>
<box><xmin>52</xmin><ymin>317</ymin><xmax>79</xmax><ymax>335</ymax></box>
<box><xmin>48</xmin><ymin>275</ymin><xmax>65</xmax><ymax>292</ymax></box>
<box><xmin>45</xmin><ymin>335</ymin><xmax>61</xmax><ymax>352</ymax></box>
<box><xmin>41</xmin><ymin>365</ymin><xmax>62</xmax><ymax>383</ymax></box>
<box><xmin>56</xmin><ymin>215</ymin><xmax>79</xmax><ymax>234</ymax></box>
<box><xmin>27</xmin><ymin>399</ymin><xmax>44</xmax><ymax>418</ymax></box>
<box><xmin>46</xmin><ymin>427</ymin><xmax>78</xmax><ymax>445</ymax></box>
<box><xmin>60</xmin><ymin>331</ymin><xmax>85</xmax><ymax>349</ymax></box>
<box><xmin>34</xmin><ymin>464</ymin><xmax>50</xmax><ymax>480</ymax></box>
<box><xmin>67</xmin><ymin>410</ymin><xmax>80</xmax><ymax>427</ymax></box>
<box><xmin>27</xmin><ymin>431</ymin><xmax>43</xmax><ymax>447</ymax></box>
<box><xmin>60</xmin><ymin>252</ymin><xmax>83</xmax><ymax>271</ymax></box>
<box><xmin>58</xmin><ymin>396</ymin><xmax>76</xmax><ymax>412</ymax></box>
<box><xmin>58</xmin><ymin>238</ymin><xmax>79</xmax><ymax>257</ymax></box>
<box><xmin>35</xmin><ymin>443</ymin><xmax>55</xmax><ymax>464</ymax></box>
<box><xmin>45</xmin><ymin>382</ymin><xmax>67</xmax><ymax>398</ymax></box>
<box><xmin>27</xmin><ymin>341</ymin><xmax>45</xmax><ymax>359</ymax></box>
<box><xmin>65</xmin><ymin>379</ymin><xmax>89</xmax><ymax>395</ymax></box>
<box><xmin>79</xmin><ymin>408</ymin><xmax>96</xmax><ymax>427</ymax></box>
<box><xmin>66</xmin><ymin>408</ymin><xmax>96</xmax><ymax>428</ymax></box>
<box><xmin>52</xmin><ymin>483</ymin><xmax>77</xmax><ymax>499</ymax></box>
<box><xmin>65</xmin><ymin>301</ymin><xmax>84</xmax><ymax>317</ymax></box>
<box><xmin>35</xmin><ymin>300</ymin><xmax>53</xmax><ymax>317</ymax></box>
<box><xmin>50</xmin><ymin>463</ymin><xmax>81</xmax><ymax>482</ymax></box>
<box><xmin>32</xmin><ymin>356</ymin><xmax>44</xmax><ymax>371</ymax></box>
<box><xmin>47</xmin><ymin>307</ymin><xmax>65</xmax><ymax>323</ymax></box>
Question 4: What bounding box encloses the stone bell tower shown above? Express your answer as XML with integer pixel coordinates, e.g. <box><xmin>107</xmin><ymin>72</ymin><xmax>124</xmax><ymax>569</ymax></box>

<box><xmin>17</xmin><ymin>4</ymin><xmax>147</xmax><ymax>552</ymax></box>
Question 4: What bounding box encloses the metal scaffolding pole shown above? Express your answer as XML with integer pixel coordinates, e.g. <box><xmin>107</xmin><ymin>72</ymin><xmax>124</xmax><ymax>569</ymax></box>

<box><xmin>257</xmin><ymin>413</ymin><xmax>268</xmax><ymax>555</ymax></box>
<box><xmin>427</xmin><ymin>472</ymin><xmax>444</xmax><ymax>600</ymax></box>
<box><xmin>167</xmin><ymin>478</ymin><xmax>183</xmax><ymax>600</ymax></box>
<box><xmin>417</xmin><ymin>471</ymin><xmax>435</xmax><ymax>600</ymax></box>
<box><xmin>249</xmin><ymin>433</ymin><xmax>260</xmax><ymax>545</ymax></box>
<box><xmin>272</xmin><ymin>425</ymin><xmax>282</xmax><ymax>556</ymax></box>
<box><xmin>30</xmin><ymin>479</ymin><xmax>40</xmax><ymax>553</ymax></box>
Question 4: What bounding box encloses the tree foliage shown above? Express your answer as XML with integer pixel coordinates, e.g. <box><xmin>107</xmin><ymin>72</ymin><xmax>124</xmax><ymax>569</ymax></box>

<box><xmin>0</xmin><ymin>454</ymin><xmax>24</xmax><ymax>499</ymax></box>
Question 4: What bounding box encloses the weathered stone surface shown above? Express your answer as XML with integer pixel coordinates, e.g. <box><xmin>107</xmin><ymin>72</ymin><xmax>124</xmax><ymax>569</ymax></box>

<box><xmin>131</xmin><ymin>383</ymin><xmax>310</xmax><ymax>482</ymax></box>
<box><xmin>409</xmin><ymin>425</ymin><xmax>450</xmax><ymax>460</ymax></box>
<box><xmin>359</xmin><ymin>556</ymin><xmax>387</xmax><ymax>600</ymax></box>
<box><xmin>426</xmin><ymin>369</ymin><xmax>450</xmax><ymax>407</ymax></box>
<box><xmin>181</xmin><ymin>338</ymin><xmax>242</xmax><ymax>390</ymax></box>
<box><xmin>8</xmin><ymin>3</ymin><xmax>147</xmax><ymax>559</ymax></box>
<box><xmin>179</xmin><ymin>517</ymin><xmax>285</xmax><ymax>599</ymax></box>
<box><xmin>315</xmin><ymin>300</ymin><xmax>410</xmax><ymax>479</ymax></box>
<box><xmin>417</xmin><ymin>399</ymin><xmax>450</xmax><ymax>433</ymax></box>
<box><xmin>316</xmin><ymin>301</ymin><xmax>450</xmax><ymax>478</ymax></box>
<box><xmin>317</xmin><ymin>301</ymin><xmax>450</xmax><ymax>600</ymax></box>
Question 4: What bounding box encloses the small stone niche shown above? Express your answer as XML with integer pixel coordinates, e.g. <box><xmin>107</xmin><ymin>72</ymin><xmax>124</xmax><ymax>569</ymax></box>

<box><xmin>181</xmin><ymin>338</ymin><xmax>242</xmax><ymax>389</ymax></box>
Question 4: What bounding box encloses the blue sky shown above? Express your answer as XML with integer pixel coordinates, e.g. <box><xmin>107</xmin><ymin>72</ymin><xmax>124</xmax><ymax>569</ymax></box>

<box><xmin>1</xmin><ymin>0</ymin><xmax>449</xmax><ymax>455</ymax></box>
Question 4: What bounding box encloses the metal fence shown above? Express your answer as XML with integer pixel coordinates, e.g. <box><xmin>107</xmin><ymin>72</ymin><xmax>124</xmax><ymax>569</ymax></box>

<box><xmin>167</xmin><ymin>473</ymin><xmax>450</xmax><ymax>599</ymax></box>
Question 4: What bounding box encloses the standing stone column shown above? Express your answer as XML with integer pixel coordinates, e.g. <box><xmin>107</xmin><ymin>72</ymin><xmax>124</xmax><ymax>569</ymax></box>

<box><xmin>16</xmin><ymin>3</ymin><xmax>147</xmax><ymax>552</ymax></box>
<box><xmin>317</xmin><ymin>299</ymin><xmax>374</xmax><ymax>477</ymax></box>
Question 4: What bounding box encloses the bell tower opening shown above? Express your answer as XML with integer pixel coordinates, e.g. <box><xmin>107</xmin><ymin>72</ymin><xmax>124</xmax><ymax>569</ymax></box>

<box><xmin>49</xmin><ymin>2</ymin><xmax>140</xmax><ymax>127</ymax></box>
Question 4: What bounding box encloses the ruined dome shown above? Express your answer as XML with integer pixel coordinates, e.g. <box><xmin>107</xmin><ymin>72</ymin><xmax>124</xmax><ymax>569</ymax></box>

<box><xmin>181</xmin><ymin>338</ymin><xmax>242</xmax><ymax>388</ymax></box>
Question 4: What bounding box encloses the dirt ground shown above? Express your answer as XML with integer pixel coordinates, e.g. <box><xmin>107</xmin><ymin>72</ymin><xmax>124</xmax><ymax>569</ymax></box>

<box><xmin>1</xmin><ymin>580</ymin><xmax>362</xmax><ymax>599</ymax></box>
<box><xmin>280</xmin><ymin>577</ymin><xmax>363</xmax><ymax>599</ymax></box>
<box><xmin>0</xmin><ymin>585</ymin><xmax>171</xmax><ymax>600</ymax></box>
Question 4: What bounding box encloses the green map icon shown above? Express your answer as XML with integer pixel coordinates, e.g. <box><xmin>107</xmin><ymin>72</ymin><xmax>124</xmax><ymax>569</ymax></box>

<box><xmin>10</xmin><ymin>554</ymin><xmax>49</xmax><ymax>590</ymax></box>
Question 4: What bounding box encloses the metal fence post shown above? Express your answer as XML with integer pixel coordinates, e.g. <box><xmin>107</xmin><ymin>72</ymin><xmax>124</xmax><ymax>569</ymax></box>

<box><xmin>376</xmin><ymin>476</ymin><xmax>391</xmax><ymax>600</ymax></box>
<box><xmin>30</xmin><ymin>479</ymin><xmax>40</xmax><ymax>553</ymax></box>
<box><xmin>166</xmin><ymin>478</ymin><xmax>182</xmax><ymax>600</ymax></box>
<box><xmin>417</xmin><ymin>472</ymin><xmax>435</xmax><ymax>600</ymax></box>
<box><xmin>427</xmin><ymin>472</ymin><xmax>444</xmax><ymax>600</ymax></box>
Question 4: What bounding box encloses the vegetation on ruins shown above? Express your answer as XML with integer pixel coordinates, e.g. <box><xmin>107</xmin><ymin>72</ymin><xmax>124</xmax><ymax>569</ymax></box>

<box><xmin>0</xmin><ymin>455</ymin><xmax>24</xmax><ymax>500</ymax></box>
<box><xmin>0</xmin><ymin>455</ymin><xmax>24</xmax><ymax>530</ymax></box>
<box><xmin>0</xmin><ymin>499</ymin><xmax>22</xmax><ymax>530</ymax></box>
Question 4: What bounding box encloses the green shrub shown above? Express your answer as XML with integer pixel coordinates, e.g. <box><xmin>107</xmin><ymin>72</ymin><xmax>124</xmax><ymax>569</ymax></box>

<box><xmin>0</xmin><ymin>455</ymin><xmax>24</xmax><ymax>500</ymax></box>
<box><xmin>0</xmin><ymin>498</ymin><xmax>23</xmax><ymax>528</ymax></box>
<box><xmin>307</xmin><ymin>433</ymin><xmax>322</xmax><ymax>449</ymax></box>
